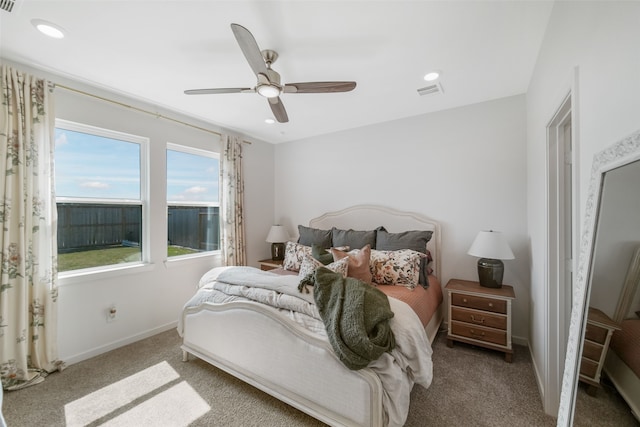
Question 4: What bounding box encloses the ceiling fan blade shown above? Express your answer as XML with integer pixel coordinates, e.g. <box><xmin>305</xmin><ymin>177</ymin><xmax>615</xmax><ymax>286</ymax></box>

<box><xmin>184</xmin><ymin>88</ymin><xmax>254</xmax><ymax>95</ymax></box>
<box><xmin>268</xmin><ymin>97</ymin><xmax>289</xmax><ymax>123</ymax></box>
<box><xmin>230</xmin><ymin>23</ymin><xmax>268</xmax><ymax>77</ymax></box>
<box><xmin>283</xmin><ymin>81</ymin><xmax>356</xmax><ymax>94</ymax></box>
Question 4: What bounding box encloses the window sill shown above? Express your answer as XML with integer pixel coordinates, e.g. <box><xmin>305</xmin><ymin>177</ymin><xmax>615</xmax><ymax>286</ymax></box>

<box><xmin>59</xmin><ymin>262</ymin><xmax>156</xmax><ymax>286</ymax></box>
<box><xmin>163</xmin><ymin>251</ymin><xmax>221</xmax><ymax>269</ymax></box>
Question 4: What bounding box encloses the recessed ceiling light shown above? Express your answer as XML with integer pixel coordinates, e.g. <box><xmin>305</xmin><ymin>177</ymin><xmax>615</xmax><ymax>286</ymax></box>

<box><xmin>31</xmin><ymin>19</ymin><xmax>66</xmax><ymax>39</ymax></box>
<box><xmin>264</xmin><ymin>118</ymin><xmax>275</xmax><ymax>124</ymax></box>
<box><xmin>424</xmin><ymin>71</ymin><xmax>440</xmax><ymax>82</ymax></box>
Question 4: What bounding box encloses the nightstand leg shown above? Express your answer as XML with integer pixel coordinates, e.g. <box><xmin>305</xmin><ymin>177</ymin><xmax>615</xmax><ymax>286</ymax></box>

<box><xmin>504</xmin><ymin>352</ymin><xmax>512</xmax><ymax>363</ymax></box>
<box><xmin>586</xmin><ymin>385</ymin><xmax>598</xmax><ymax>397</ymax></box>
<box><xmin>446</xmin><ymin>338</ymin><xmax>454</xmax><ymax>348</ymax></box>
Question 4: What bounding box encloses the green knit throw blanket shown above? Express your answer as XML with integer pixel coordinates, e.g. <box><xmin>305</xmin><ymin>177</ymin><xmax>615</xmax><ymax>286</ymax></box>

<box><xmin>309</xmin><ymin>267</ymin><xmax>396</xmax><ymax>370</ymax></box>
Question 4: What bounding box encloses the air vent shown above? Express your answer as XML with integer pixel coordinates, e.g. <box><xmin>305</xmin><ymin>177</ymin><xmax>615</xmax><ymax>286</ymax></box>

<box><xmin>0</xmin><ymin>0</ymin><xmax>19</xmax><ymax>13</ymax></box>
<box><xmin>417</xmin><ymin>82</ymin><xmax>444</xmax><ymax>96</ymax></box>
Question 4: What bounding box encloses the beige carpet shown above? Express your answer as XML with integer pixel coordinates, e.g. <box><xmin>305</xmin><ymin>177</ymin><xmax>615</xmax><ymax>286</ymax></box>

<box><xmin>2</xmin><ymin>328</ymin><xmax>636</xmax><ymax>426</ymax></box>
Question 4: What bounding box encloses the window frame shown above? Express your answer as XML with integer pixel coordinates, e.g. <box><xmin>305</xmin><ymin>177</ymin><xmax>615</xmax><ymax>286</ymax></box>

<box><xmin>55</xmin><ymin>119</ymin><xmax>151</xmax><ymax>279</ymax></box>
<box><xmin>165</xmin><ymin>142</ymin><xmax>221</xmax><ymax>261</ymax></box>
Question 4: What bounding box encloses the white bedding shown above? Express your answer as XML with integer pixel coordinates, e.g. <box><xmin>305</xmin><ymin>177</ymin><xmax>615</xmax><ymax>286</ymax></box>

<box><xmin>178</xmin><ymin>266</ymin><xmax>433</xmax><ymax>427</ymax></box>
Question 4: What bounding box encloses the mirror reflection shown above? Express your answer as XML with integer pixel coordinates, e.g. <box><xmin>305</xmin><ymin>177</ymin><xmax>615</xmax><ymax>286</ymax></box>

<box><xmin>573</xmin><ymin>158</ymin><xmax>640</xmax><ymax>424</ymax></box>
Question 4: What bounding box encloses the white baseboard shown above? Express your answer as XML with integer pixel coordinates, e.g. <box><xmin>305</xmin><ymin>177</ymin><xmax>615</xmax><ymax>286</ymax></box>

<box><xmin>512</xmin><ymin>334</ymin><xmax>528</xmax><ymax>347</ymax></box>
<box><xmin>529</xmin><ymin>342</ymin><xmax>546</xmax><ymax>401</ymax></box>
<box><xmin>62</xmin><ymin>321</ymin><xmax>178</xmax><ymax>366</ymax></box>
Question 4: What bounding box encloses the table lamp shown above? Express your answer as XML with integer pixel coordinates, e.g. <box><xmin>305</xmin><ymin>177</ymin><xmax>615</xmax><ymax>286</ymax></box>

<box><xmin>467</xmin><ymin>230</ymin><xmax>514</xmax><ymax>288</ymax></box>
<box><xmin>266</xmin><ymin>225</ymin><xmax>289</xmax><ymax>261</ymax></box>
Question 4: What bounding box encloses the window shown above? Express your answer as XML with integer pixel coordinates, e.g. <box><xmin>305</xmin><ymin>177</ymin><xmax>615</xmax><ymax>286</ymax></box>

<box><xmin>166</xmin><ymin>143</ymin><xmax>220</xmax><ymax>258</ymax></box>
<box><xmin>55</xmin><ymin>120</ymin><xmax>148</xmax><ymax>272</ymax></box>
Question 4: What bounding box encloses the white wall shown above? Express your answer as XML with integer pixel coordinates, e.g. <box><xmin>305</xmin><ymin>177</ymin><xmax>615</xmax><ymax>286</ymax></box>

<box><xmin>4</xmin><ymin>59</ymin><xmax>275</xmax><ymax>363</ymax></box>
<box><xmin>274</xmin><ymin>94</ymin><xmax>530</xmax><ymax>341</ymax></box>
<box><xmin>525</xmin><ymin>0</ymin><xmax>640</xmax><ymax>415</ymax></box>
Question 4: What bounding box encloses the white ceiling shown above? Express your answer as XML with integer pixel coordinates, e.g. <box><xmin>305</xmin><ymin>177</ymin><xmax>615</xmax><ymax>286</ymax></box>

<box><xmin>1</xmin><ymin>1</ymin><xmax>554</xmax><ymax>144</ymax></box>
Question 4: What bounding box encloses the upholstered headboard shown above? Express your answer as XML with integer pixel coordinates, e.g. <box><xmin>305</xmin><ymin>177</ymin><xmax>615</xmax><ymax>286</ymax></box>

<box><xmin>614</xmin><ymin>245</ymin><xmax>640</xmax><ymax>322</ymax></box>
<box><xmin>309</xmin><ymin>204</ymin><xmax>441</xmax><ymax>281</ymax></box>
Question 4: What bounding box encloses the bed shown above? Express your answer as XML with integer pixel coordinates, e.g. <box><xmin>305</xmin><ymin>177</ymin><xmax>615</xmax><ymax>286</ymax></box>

<box><xmin>179</xmin><ymin>205</ymin><xmax>444</xmax><ymax>427</ymax></box>
<box><xmin>603</xmin><ymin>246</ymin><xmax>640</xmax><ymax>421</ymax></box>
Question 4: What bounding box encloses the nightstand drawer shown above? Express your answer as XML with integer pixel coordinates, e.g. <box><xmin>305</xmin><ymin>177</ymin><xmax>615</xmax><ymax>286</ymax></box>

<box><xmin>451</xmin><ymin>306</ymin><xmax>507</xmax><ymax>330</ymax></box>
<box><xmin>578</xmin><ymin>307</ymin><xmax>621</xmax><ymax>393</ymax></box>
<box><xmin>451</xmin><ymin>293</ymin><xmax>507</xmax><ymax>314</ymax></box>
<box><xmin>584</xmin><ymin>323</ymin><xmax>608</xmax><ymax>344</ymax></box>
<box><xmin>258</xmin><ymin>259</ymin><xmax>283</xmax><ymax>271</ymax></box>
<box><xmin>580</xmin><ymin>357</ymin><xmax>599</xmax><ymax>379</ymax></box>
<box><xmin>451</xmin><ymin>321</ymin><xmax>507</xmax><ymax>346</ymax></box>
<box><xmin>582</xmin><ymin>340</ymin><xmax>603</xmax><ymax>362</ymax></box>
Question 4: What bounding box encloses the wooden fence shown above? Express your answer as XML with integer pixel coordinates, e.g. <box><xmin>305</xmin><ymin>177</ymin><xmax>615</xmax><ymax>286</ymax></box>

<box><xmin>57</xmin><ymin>203</ymin><xmax>219</xmax><ymax>253</ymax></box>
<box><xmin>168</xmin><ymin>206</ymin><xmax>220</xmax><ymax>251</ymax></box>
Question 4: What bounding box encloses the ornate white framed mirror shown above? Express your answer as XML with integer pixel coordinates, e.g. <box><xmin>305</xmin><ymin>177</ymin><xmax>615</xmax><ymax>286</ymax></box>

<box><xmin>557</xmin><ymin>129</ymin><xmax>640</xmax><ymax>426</ymax></box>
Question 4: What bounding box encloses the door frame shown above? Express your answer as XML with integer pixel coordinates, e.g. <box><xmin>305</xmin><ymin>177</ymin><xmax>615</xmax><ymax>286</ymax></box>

<box><xmin>544</xmin><ymin>67</ymin><xmax>580</xmax><ymax>415</ymax></box>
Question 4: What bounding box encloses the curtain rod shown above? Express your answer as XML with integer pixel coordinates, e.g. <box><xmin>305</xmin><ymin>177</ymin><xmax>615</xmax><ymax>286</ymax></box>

<box><xmin>52</xmin><ymin>83</ymin><xmax>251</xmax><ymax>144</ymax></box>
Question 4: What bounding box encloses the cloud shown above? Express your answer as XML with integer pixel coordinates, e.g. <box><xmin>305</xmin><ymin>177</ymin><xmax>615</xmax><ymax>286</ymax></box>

<box><xmin>80</xmin><ymin>181</ymin><xmax>110</xmax><ymax>189</ymax></box>
<box><xmin>55</xmin><ymin>132</ymin><xmax>68</xmax><ymax>147</ymax></box>
<box><xmin>185</xmin><ymin>186</ymin><xmax>207</xmax><ymax>194</ymax></box>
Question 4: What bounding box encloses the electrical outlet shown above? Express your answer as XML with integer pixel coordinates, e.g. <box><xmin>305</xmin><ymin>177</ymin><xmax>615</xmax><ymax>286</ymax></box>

<box><xmin>107</xmin><ymin>305</ymin><xmax>117</xmax><ymax>323</ymax></box>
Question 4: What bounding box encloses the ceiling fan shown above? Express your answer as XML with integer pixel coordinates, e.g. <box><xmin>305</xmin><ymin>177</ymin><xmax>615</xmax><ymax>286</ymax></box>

<box><xmin>184</xmin><ymin>23</ymin><xmax>357</xmax><ymax>123</ymax></box>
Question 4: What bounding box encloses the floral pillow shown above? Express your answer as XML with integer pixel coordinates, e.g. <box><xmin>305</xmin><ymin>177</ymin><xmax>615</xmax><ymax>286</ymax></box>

<box><xmin>369</xmin><ymin>249</ymin><xmax>424</xmax><ymax>289</ymax></box>
<box><xmin>298</xmin><ymin>255</ymin><xmax>349</xmax><ymax>278</ymax></box>
<box><xmin>376</xmin><ymin>228</ymin><xmax>434</xmax><ymax>287</ymax></box>
<box><xmin>283</xmin><ymin>241</ymin><xmax>312</xmax><ymax>272</ymax></box>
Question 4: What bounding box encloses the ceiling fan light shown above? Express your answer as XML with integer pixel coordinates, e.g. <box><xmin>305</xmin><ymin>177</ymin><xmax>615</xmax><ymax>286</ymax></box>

<box><xmin>257</xmin><ymin>84</ymin><xmax>281</xmax><ymax>98</ymax></box>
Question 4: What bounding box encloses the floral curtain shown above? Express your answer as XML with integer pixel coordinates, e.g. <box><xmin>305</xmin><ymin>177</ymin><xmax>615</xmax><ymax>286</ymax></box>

<box><xmin>0</xmin><ymin>66</ymin><xmax>62</xmax><ymax>391</ymax></box>
<box><xmin>219</xmin><ymin>134</ymin><xmax>246</xmax><ymax>266</ymax></box>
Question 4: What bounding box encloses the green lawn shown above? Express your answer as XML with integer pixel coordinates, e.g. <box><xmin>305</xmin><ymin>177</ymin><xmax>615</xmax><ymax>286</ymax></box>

<box><xmin>58</xmin><ymin>246</ymin><xmax>199</xmax><ymax>271</ymax></box>
<box><xmin>167</xmin><ymin>246</ymin><xmax>199</xmax><ymax>257</ymax></box>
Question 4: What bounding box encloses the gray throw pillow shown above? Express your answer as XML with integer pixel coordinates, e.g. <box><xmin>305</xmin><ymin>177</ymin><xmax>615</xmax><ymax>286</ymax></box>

<box><xmin>298</xmin><ymin>225</ymin><xmax>332</xmax><ymax>248</ymax></box>
<box><xmin>331</xmin><ymin>227</ymin><xmax>377</xmax><ymax>250</ymax></box>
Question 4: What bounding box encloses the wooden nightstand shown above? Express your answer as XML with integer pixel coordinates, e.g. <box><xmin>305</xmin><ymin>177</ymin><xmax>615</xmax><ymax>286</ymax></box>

<box><xmin>579</xmin><ymin>307</ymin><xmax>621</xmax><ymax>395</ymax></box>
<box><xmin>258</xmin><ymin>258</ymin><xmax>283</xmax><ymax>271</ymax></box>
<box><xmin>445</xmin><ymin>278</ymin><xmax>516</xmax><ymax>362</ymax></box>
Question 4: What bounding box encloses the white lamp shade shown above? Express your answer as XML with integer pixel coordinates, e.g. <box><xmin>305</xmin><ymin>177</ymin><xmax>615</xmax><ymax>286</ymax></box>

<box><xmin>467</xmin><ymin>230</ymin><xmax>514</xmax><ymax>260</ymax></box>
<box><xmin>266</xmin><ymin>225</ymin><xmax>289</xmax><ymax>243</ymax></box>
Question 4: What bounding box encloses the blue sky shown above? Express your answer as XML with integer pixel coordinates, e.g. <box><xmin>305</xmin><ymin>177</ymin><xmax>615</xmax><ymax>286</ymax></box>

<box><xmin>55</xmin><ymin>128</ymin><xmax>219</xmax><ymax>202</ymax></box>
<box><xmin>166</xmin><ymin>149</ymin><xmax>219</xmax><ymax>203</ymax></box>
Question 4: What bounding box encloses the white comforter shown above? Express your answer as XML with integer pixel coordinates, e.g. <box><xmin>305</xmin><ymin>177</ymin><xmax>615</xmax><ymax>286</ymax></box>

<box><xmin>178</xmin><ymin>266</ymin><xmax>433</xmax><ymax>427</ymax></box>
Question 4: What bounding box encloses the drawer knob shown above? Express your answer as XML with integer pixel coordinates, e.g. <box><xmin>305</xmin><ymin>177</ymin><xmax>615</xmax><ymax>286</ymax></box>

<box><xmin>463</xmin><ymin>298</ymin><xmax>468</xmax><ymax>303</ymax></box>
<box><xmin>488</xmin><ymin>302</ymin><xmax>493</xmax><ymax>307</ymax></box>
<box><xmin>470</xmin><ymin>315</ymin><xmax>485</xmax><ymax>324</ymax></box>
<box><xmin>470</xmin><ymin>329</ymin><xmax>485</xmax><ymax>338</ymax></box>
